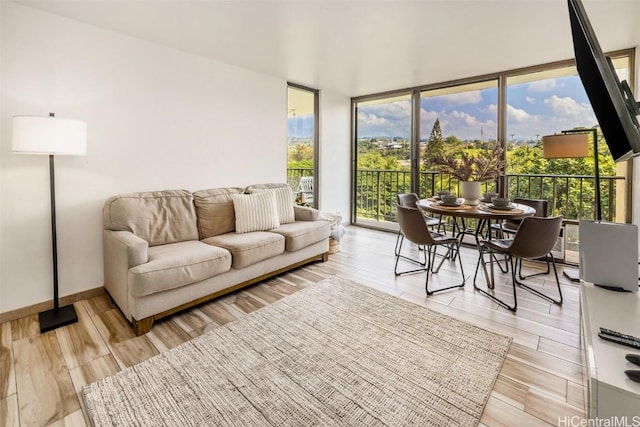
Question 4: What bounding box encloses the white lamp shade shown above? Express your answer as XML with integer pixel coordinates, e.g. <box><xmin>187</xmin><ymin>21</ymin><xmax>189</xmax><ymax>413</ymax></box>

<box><xmin>542</xmin><ymin>133</ymin><xmax>589</xmax><ymax>159</ymax></box>
<box><xmin>12</xmin><ymin>115</ymin><xmax>87</xmax><ymax>156</ymax></box>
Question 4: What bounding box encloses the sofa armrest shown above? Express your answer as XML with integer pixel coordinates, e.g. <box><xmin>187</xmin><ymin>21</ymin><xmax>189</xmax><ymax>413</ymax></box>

<box><xmin>294</xmin><ymin>205</ymin><xmax>320</xmax><ymax>221</ymax></box>
<box><xmin>105</xmin><ymin>230</ymin><xmax>149</xmax><ymax>267</ymax></box>
<box><xmin>103</xmin><ymin>230</ymin><xmax>149</xmax><ymax>320</ymax></box>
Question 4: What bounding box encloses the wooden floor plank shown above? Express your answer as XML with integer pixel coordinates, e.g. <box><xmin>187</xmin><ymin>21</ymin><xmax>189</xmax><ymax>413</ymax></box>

<box><xmin>491</xmin><ymin>374</ymin><xmax>529</xmax><ymax>410</ymax></box>
<box><xmin>13</xmin><ymin>333</ymin><xmax>79</xmax><ymax>426</ymax></box>
<box><xmin>524</xmin><ymin>389</ymin><xmax>585</xmax><ymax>424</ymax></box>
<box><xmin>10</xmin><ymin>315</ymin><xmax>38</xmax><ymax>342</ymax></box>
<box><xmin>537</xmin><ymin>336</ymin><xmax>583</xmax><ymax>365</ymax></box>
<box><xmin>507</xmin><ymin>342</ymin><xmax>583</xmax><ymax>384</ymax></box>
<box><xmin>0</xmin><ymin>393</ymin><xmax>20</xmax><ymax>427</ymax></box>
<box><xmin>146</xmin><ymin>319</ymin><xmax>193</xmax><ymax>352</ymax></box>
<box><xmin>500</xmin><ymin>357</ymin><xmax>568</xmax><ymax>400</ymax></box>
<box><xmin>481</xmin><ymin>395</ymin><xmax>550</xmax><ymax>426</ymax></box>
<box><xmin>55</xmin><ymin>304</ymin><xmax>110</xmax><ymax>370</ymax></box>
<box><xmin>0</xmin><ymin>321</ymin><xmax>16</xmax><ymax>399</ymax></box>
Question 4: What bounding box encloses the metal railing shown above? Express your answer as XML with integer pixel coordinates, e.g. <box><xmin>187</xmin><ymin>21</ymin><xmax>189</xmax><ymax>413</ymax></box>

<box><xmin>286</xmin><ymin>167</ymin><xmax>626</xmax><ymax>224</ymax></box>
<box><xmin>351</xmin><ymin>169</ymin><xmax>625</xmax><ymax>224</ymax></box>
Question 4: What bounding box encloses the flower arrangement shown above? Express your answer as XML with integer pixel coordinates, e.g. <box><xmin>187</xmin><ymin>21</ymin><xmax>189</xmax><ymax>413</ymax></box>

<box><xmin>426</xmin><ymin>142</ymin><xmax>505</xmax><ymax>182</ymax></box>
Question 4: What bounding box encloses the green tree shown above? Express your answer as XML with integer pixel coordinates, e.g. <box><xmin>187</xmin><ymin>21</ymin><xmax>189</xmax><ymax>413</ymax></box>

<box><xmin>422</xmin><ymin>118</ymin><xmax>445</xmax><ymax>169</ymax></box>
<box><xmin>288</xmin><ymin>143</ymin><xmax>313</xmax><ymax>163</ymax></box>
<box><xmin>357</xmin><ymin>151</ymin><xmax>402</xmax><ymax>170</ymax></box>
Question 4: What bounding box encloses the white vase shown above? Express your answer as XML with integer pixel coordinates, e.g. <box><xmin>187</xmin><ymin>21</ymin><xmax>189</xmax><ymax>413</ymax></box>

<box><xmin>461</xmin><ymin>181</ymin><xmax>481</xmax><ymax>206</ymax></box>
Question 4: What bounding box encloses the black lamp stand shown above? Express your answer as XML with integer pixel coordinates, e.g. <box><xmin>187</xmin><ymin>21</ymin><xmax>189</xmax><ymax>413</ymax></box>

<box><xmin>561</xmin><ymin>127</ymin><xmax>601</xmax><ymax>283</ymax></box>
<box><xmin>38</xmin><ymin>113</ymin><xmax>78</xmax><ymax>333</ymax></box>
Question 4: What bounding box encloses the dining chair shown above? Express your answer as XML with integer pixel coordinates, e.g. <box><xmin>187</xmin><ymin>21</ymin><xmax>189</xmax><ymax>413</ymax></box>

<box><xmin>394</xmin><ymin>193</ymin><xmax>445</xmax><ymax>266</ymax></box>
<box><xmin>395</xmin><ymin>204</ymin><xmax>465</xmax><ymax>295</ymax></box>
<box><xmin>490</xmin><ymin>198</ymin><xmax>548</xmax><ymax>237</ymax></box>
<box><xmin>490</xmin><ymin>198</ymin><xmax>551</xmax><ymax>278</ymax></box>
<box><xmin>473</xmin><ymin>215</ymin><xmax>563</xmax><ymax>311</ymax></box>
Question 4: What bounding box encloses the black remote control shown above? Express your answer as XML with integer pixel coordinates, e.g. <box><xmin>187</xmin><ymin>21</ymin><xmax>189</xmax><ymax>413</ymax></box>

<box><xmin>598</xmin><ymin>332</ymin><xmax>640</xmax><ymax>349</ymax></box>
<box><xmin>626</xmin><ymin>354</ymin><xmax>640</xmax><ymax>366</ymax></box>
<box><xmin>625</xmin><ymin>370</ymin><xmax>640</xmax><ymax>383</ymax></box>
<box><xmin>600</xmin><ymin>327</ymin><xmax>640</xmax><ymax>343</ymax></box>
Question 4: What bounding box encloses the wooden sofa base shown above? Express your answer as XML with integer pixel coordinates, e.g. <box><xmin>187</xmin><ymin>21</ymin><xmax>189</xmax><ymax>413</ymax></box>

<box><xmin>131</xmin><ymin>251</ymin><xmax>329</xmax><ymax>336</ymax></box>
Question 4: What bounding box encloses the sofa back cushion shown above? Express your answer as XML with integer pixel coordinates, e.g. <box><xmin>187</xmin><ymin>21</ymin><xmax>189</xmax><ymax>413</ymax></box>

<box><xmin>103</xmin><ymin>190</ymin><xmax>198</xmax><ymax>246</ymax></box>
<box><xmin>193</xmin><ymin>187</ymin><xmax>244</xmax><ymax>239</ymax></box>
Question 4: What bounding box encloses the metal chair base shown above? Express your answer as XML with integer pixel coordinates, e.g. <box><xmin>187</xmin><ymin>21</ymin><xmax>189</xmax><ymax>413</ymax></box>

<box><xmin>395</xmin><ymin>235</ymin><xmax>466</xmax><ymax>295</ymax></box>
<box><xmin>473</xmin><ymin>245</ymin><xmax>563</xmax><ymax>312</ymax></box>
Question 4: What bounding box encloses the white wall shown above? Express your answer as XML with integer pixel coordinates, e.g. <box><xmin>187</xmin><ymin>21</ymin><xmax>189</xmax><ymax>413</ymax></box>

<box><xmin>318</xmin><ymin>90</ymin><xmax>351</xmax><ymax>221</ymax></box>
<box><xmin>0</xmin><ymin>3</ymin><xmax>290</xmax><ymax>313</ymax></box>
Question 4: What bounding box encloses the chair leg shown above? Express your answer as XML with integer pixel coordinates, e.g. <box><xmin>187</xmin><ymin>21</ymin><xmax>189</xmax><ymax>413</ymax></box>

<box><xmin>473</xmin><ymin>245</ymin><xmax>518</xmax><ymax>311</ymax></box>
<box><xmin>394</xmin><ymin>232</ymin><xmax>427</xmax><ymax>268</ymax></box>
<box><xmin>426</xmin><ymin>241</ymin><xmax>466</xmax><ymax>296</ymax></box>
<box><xmin>395</xmin><ymin>235</ymin><xmax>428</xmax><ymax>276</ymax></box>
<box><xmin>517</xmin><ymin>256</ymin><xmax>551</xmax><ymax>280</ymax></box>
<box><xmin>514</xmin><ymin>253</ymin><xmax>563</xmax><ymax>305</ymax></box>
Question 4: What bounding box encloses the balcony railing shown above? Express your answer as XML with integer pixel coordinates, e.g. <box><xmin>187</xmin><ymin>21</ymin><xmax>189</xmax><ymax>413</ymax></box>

<box><xmin>352</xmin><ymin>169</ymin><xmax>625</xmax><ymax>224</ymax></box>
<box><xmin>287</xmin><ymin>167</ymin><xmax>626</xmax><ymax>224</ymax></box>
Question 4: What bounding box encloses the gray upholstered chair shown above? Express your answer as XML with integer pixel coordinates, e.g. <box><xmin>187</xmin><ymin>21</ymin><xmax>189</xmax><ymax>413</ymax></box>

<box><xmin>395</xmin><ymin>204</ymin><xmax>465</xmax><ymax>295</ymax></box>
<box><xmin>491</xmin><ymin>198</ymin><xmax>549</xmax><ymax>237</ymax></box>
<box><xmin>490</xmin><ymin>198</ymin><xmax>551</xmax><ymax>278</ymax></box>
<box><xmin>394</xmin><ymin>193</ymin><xmax>444</xmax><ymax>266</ymax></box>
<box><xmin>474</xmin><ymin>215</ymin><xmax>563</xmax><ymax>311</ymax></box>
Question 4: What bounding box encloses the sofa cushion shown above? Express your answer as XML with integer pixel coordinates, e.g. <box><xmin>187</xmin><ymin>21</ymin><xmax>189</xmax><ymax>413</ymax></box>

<box><xmin>270</xmin><ymin>220</ymin><xmax>331</xmax><ymax>252</ymax></box>
<box><xmin>104</xmin><ymin>190</ymin><xmax>198</xmax><ymax>246</ymax></box>
<box><xmin>129</xmin><ymin>241</ymin><xmax>232</xmax><ymax>297</ymax></box>
<box><xmin>246</xmin><ymin>184</ymin><xmax>295</xmax><ymax>225</ymax></box>
<box><xmin>203</xmin><ymin>232</ymin><xmax>284</xmax><ymax>269</ymax></box>
<box><xmin>232</xmin><ymin>192</ymin><xmax>280</xmax><ymax>234</ymax></box>
<box><xmin>193</xmin><ymin>187</ymin><xmax>244</xmax><ymax>239</ymax></box>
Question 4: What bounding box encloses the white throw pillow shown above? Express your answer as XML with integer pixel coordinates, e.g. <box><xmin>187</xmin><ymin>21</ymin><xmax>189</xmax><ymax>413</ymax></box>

<box><xmin>233</xmin><ymin>191</ymin><xmax>280</xmax><ymax>233</ymax></box>
<box><xmin>250</xmin><ymin>186</ymin><xmax>296</xmax><ymax>225</ymax></box>
<box><xmin>270</xmin><ymin>186</ymin><xmax>296</xmax><ymax>224</ymax></box>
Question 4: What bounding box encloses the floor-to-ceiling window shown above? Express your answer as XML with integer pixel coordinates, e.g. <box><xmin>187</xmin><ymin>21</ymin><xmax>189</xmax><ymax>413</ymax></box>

<box><xmin>420</xmin><ymin>80</ymin><xmax>499</xmax><ymax>196</ymax></box>
<box><xmin>351</xmin><ymin>49</ymin><xmax>634</xmax><ymax>261</ymax></box>
<box><xmin>287</xmin><ymin>84</ymin><xmax>319</xmax><ymax>207</ymax></box>
<box><xmin>504</xmin><ymin>54</ymin><xmax>631</xmax><ymax>261</ymax></box>
<box><xmin>354</xmin><ymin>93</ymin><xmax>412</xmax><ymax>227</ymax></box>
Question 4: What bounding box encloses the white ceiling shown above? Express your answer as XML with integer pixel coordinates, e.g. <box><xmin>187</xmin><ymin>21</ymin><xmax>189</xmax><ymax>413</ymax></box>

<box><xmin>10</xmin><ymin>0</ymin><xmax>640</xmax><ymax>97</ymax></box>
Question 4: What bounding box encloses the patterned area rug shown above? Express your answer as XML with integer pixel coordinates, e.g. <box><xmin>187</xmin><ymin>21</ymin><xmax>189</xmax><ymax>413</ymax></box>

<box><xmin>83</xmin><ymin>277</ymin><xmax>511</xmax><ymax>426</ymax></box>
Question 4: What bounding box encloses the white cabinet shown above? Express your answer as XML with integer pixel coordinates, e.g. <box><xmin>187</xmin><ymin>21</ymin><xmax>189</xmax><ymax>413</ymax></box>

<box><xmin>580</xmin><ymin>281</ymin><xmax>640</xmax><ymax>418</ymax></box>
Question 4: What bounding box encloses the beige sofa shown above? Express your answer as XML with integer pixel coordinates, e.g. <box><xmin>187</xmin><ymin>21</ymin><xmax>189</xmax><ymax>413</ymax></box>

<box><xmin>103</xmin><ymin>183</ymin><xmax>330</xmax><ymax>335</ymax></box>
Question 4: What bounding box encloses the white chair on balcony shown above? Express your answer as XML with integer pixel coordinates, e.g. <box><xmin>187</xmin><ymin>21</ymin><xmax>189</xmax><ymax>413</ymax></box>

<box><xmin>298</xmin><ymin>176</ymin><xmax>314</xmax><ymax>205</ymax></box>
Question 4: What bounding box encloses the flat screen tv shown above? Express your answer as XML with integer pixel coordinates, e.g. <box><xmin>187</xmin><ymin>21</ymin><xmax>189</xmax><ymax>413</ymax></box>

<box><xmin>568</xmin><ymin>0</ymin><xmax>640</xmax><ymax>162</ymax></box>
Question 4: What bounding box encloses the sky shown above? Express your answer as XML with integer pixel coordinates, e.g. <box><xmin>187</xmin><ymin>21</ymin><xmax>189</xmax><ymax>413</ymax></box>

<box><xmin>288</xmin><ymin>66</ymin><xmax>631</xmax><ymax>142</ymax></box>
<box><xmin>355</xmin><ymin>74</ymin><xmax>600</xmax><ymax>142</ymax></box>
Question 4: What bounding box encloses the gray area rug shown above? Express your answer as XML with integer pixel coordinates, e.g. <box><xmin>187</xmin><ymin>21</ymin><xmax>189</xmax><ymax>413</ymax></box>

<box><xmin>83</xmin><ymin>277</ymin><xmax>511</xmax><ymax>426</ymax></box>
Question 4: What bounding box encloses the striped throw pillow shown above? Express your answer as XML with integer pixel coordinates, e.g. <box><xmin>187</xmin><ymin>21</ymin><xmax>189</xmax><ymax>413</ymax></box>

<box><xmin>232</xmin><ymin>191</ymin><xmax>280</xmax><ymax>233</ymax></box>
<box><xmin>252</xmin><ymin>186</ymin><xmax>295</xmax><ymax>224</ymax></box>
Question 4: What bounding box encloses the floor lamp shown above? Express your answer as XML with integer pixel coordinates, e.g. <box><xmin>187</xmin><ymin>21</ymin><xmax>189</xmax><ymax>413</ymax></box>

<box><xmin>542</xmin><ymin>128</ymin><xmax>597</xmax><ymax>282</ymax></box>
<box><xmin>12</xmin><ymin>113</ymin><xmax>87</xmax><ymax>333</ymax></box>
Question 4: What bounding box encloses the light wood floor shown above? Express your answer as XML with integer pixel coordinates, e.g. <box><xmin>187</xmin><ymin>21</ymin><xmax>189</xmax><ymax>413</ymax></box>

<box><xmin>0</xmin><ymin>225</ymin><xmax>585</xmax><ymax>426</ymax></box>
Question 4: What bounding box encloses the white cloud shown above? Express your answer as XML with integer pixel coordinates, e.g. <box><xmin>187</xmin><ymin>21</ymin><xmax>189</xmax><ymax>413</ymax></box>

<box><xmin>544</xmin><ymin>95</ymin><xmax>595</xmax><ymax>121</ymax></box>
<box><xmin>357</xmin><ymin>101</ymin><xmax>412</xmax><ymax>137</ymax></box>
<box><xmin>421</xmin><ymin>108</ymin><xmax>497</xmax><ymax>141</ymax></box>
<box><xmin>438</xmin><ymin>90</ymin><xmax>483</xmax><ymax>106</ymax></box>
<box><xmin>528</xmin><ymin>79</ymin><xmax>562</xmax><ymax>92</ymax></box>
<box><xmin>526</xmin><ymin>96</ymin><xmax>536</xmax><ymax>104</ymax></box>
<box><xmin>507</xmin><ymin>104</ymin><xmax>535</xmax><ymax>123</ymax></box>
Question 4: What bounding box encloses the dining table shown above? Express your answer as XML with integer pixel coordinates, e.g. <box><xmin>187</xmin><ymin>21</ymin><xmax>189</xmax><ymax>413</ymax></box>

<box><xmin>417</xmin><ymin>197</ymin><xmax>536</xmax><ymax>288</ymax></box>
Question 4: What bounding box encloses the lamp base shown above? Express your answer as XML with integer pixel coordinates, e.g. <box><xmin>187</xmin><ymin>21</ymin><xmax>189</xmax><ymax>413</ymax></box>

<box><xmin>39</xmin><ymin>304</ymin><xmax>78</xmax><ymax>333</ymax></box>
<box><xmin>563</xmin><ymin>268</ymin><xmax>581</xmax><ymax>283</ymax></box>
